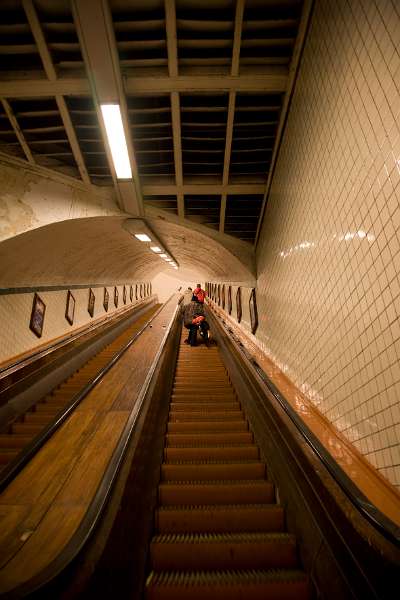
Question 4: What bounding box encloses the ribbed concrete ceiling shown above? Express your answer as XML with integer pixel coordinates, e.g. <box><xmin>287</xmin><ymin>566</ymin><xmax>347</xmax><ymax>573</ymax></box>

<box><xmin>0</xmin><ymin>0</ymin><xmax>306</xmax><ymax>246</ymax></box>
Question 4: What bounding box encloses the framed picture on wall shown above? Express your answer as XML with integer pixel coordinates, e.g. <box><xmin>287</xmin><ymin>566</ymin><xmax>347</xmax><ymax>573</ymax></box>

<box><xmin>149</xmin><ymin>283</ymin><xmax>152</xmax><ymax>295</ymax></box>
<box><xmin>29</xmin><ymin>293</ymin><xmax>46</xmax><ymax>338</ymax></box>
<box><xmin>114</xmin><ymin>286</ymin><xmax>119</xmax><ymax>308</ymax></box>
<box><xmin>123</xmin><ymin>285</ymin><xmax>127</xmax><ymax>304</ymax></box>
<box><xmin>227</xmin><ymin>285</ymin><xmax>232</xmax><ymax>315</ymax></box>
<box><xmin>88</xmin><ymin>288</ymin><xmax>95</xmax><ymax>318</ymax></box>
<box><xmin>249</xmin><ymin>288</ymin><xmax>259</xmax><ymax>334</ymax></box>
<box><xmin>103</xmin><ymin>287</ymin><xmax>109</xmax><ymax>312</ymax></box>
<box><xmin>221</xmin><ymin>285</ymin><xmax>225</xmax><ymax>310</ymax></box>
<box><xmin>135</xmin><ymin>284</ymin><xmax>138</xmax><ymax>300</ymax></box>
<box><xmin>130</xmin><ymin>285</ymin><xmax>133</xmax><ymax>302</ymax></box>
<box><xmin>217</xmin><ymin>284</ymin><xmax>221</xmax><ymax>306</ymax></box>
<box><xmin>65</xmin><ymin>290</ymin><xmax>75</xmax><ymax>325</ymax></box>
<box><xmin>140</xmin><ymin>284</ymin><xmax>143</xmax><ymax>298</ymax></box>
<box><xmin>236</xmin><ymin>287</ymin><xmax>242</xmax><ymax>323</ymax></box>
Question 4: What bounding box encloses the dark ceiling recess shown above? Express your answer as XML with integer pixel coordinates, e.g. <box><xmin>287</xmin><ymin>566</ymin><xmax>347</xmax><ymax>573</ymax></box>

<box><xmin>111</xmin><ymin>2</ymin><xmax>168</xmax><ymax>73</ymax></box>
<box><xmin>185</xmin><ymin>195</ymin><xmax>221</xmax><ymax>230</ymax></box>
<box><xmin>0</xmin><ymin>0</ymin><xmax>305</xmax><ymax>245</ymax></box>
<box><xmin>128</xmin><ymin>94</ymin><xmax>175</xmax><ymax>183</ymax></box>
<box><xmin>176</xmin><ymin>1</ymin><xmax>236</xmax><ymax>70</ymax></box>
<box><xmin>9</xmin><ymin>97</ymin><xmax>79</xmax><ymax>177</ymax></box>
<box><xmin>35</xmin><ymin>0</ymin><xmax>85</xmax><ymax>76</ymax></box>
<box><xmin>66</xmin><ymin>97</ymin><xmax>113</xmax><ymax>186</ymax></box>
<box><xmin>0</xmin><ymin>2</ymin><xmax>44</xmax><ymax>74</ymax></box>
<box><xmin>181</xmin><ymin>93</ymin><xmax>228</xmax><ymax>180</ymax></box>
<box><xmin>241</xmin><ymin>0</ymin><xmax>302</xmax><ymax>68</ymax></box>
<box><xmin>144</xmin><ymin>194</ymin><xmax>178</xmax><ymax>215</ymax></box>
<box><xmin>0</xmin><ymin>102</ymin><xmax>26</xmax><ymax>159</ymax></box>
<box><xmin>224</xmin><ymin>194</ymin><xmax>264</xmax><ymax>242</ymax></box>
<box><xmin>230</xmin><ymin>92</ymin><xmax>282</xmax><ymax>182</ymax></box>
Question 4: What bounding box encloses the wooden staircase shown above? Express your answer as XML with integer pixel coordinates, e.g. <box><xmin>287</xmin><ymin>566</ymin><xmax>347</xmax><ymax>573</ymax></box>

<box><xmin>146</xmin><ymin>331</ymin><xmax>310</xmax><ymax>599</ymax></box>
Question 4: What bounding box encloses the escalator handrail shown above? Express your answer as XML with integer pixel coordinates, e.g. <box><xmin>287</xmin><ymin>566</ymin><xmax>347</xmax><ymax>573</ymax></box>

<box><xmin>8</xmin><ymin>298</ymin><xmax>181</xmax><ymax>599</ymax></box>
<box><xmin>0</xmin><ymin>300</ymin><xmax>166</xmax><ymax>493</ymax></box>
<box><xmin>213</xmin><ymin>311</ymin><xmax>400</xmax><ymax>548</ymax></box>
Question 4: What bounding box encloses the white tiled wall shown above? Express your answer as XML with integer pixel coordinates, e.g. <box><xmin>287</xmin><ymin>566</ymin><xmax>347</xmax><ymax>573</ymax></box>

<box><xmin>252</xmin><ymin>0</ymin><xmax>400</xmax><ymax>489</ymax></box>
<box><xmin>0</xmin><ymin>283</ymin><xmax>151</xmax><ymax>366</ymax></box>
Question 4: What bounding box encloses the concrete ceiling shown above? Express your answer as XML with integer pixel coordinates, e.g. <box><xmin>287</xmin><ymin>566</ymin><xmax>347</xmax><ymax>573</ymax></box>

<box><xmin>0</xmin><ymin>0</ymin><xmax>310</xmax><ymax>251</ymax></box>
<box><xmin>0</xmin><ymin>215</ymin><xmax>256</xmax><ymax>287</ymax></box>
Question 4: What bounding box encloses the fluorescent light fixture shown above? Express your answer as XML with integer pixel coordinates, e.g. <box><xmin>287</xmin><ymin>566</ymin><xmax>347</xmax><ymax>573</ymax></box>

<box><xmin>135</xmin><ymin>233</ymin><xmax>151</xmax><ymax>242</ymax></box>
<box><xmin>100</xmin><ymin>104</ymin><xmax>132</xmax><ymax>179</ymax></box>
<box><xmin>165</xmin><ymin>258</ymin><xmax>173</xmax><ymax>262</ymax></box>
<box><xmin>160</xmin><ymin>253</ymin><xmax>167</xmax><ymax>258</ymax></box>
<box><xmin>150</xmin><ymin>246</ymin><xmax>162</xmax><ymax>253</ymax></box>
<box><xmin>173</xmin><ymin>266</ymin><xmax>178</xmax><ymax>269</ymax></box>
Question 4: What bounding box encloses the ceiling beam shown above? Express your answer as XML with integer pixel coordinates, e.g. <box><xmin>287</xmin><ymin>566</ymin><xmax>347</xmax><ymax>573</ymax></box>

<box><xmin>72</xmin><ymin>0</ymin><xmax>144</xmax><ymax>215</ymax></box>
<box><xmin>23</xmin><ymin>0</ymin><xmax>90</xmax><ymax>185</ymax></box>
<box><xmin>219</xmin><ymin>193</ymin><xmax>227</xmax><ymax>233</ymax></box>
<box><xmin>0</xmin><ymin>73</ymin><xmax>287</xmax><ymax>99</ymax></box>
<box><xmin>165</xmin><ymin>0</ymin><xmax>178</xmax><ymax>78</ymax></box>
<box><xmin>1</xmin><ymin>98</ymin><xmax>35</xmax><ymax>164</ymax></box>
<box><xmin>165</xmin><ymin>0</ymin><xmax>184</xmax><ymax>220</ymax></box>
<box><xmin>220</xmin><ymin>0</ymin><xmax>245</xmax><ymax>234</ymax></box>
<box><xmin>142</xmin><ymin>183</ymin><xmax>265</xmax><ymax>196</ymax></box>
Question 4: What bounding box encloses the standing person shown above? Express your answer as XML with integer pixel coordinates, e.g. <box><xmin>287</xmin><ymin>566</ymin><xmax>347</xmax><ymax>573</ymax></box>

<box><xmin>182</xmin><ymin>286</ymin><xmax>193</xmax><ymax>305</ymax></box>
<box><xmin>192</xmin><ymin>283</ymin><xmax>206</xmax><ymax>304</ymax></box>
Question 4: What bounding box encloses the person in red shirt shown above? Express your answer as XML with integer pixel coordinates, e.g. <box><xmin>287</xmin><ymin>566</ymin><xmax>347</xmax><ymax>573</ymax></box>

<box><xmin>192</xmin><ymin>283</ymin><xmax>206</xmax><ymax>304</ymax></box>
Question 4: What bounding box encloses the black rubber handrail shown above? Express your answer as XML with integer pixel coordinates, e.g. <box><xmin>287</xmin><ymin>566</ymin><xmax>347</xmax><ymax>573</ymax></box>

<box><xmin>213</xmin><ymin>310</ymin><xmax>400</xmax><ymax>548</ymax></box>
<box><xmin>0</xmin><ymin>300</ymin><xmax>166</xmax><ymax>493</ymax></box>
<box><xmin>6</xmin><ymin>298</ymin><xmax>181</xmax><ymax>599</ymax></box>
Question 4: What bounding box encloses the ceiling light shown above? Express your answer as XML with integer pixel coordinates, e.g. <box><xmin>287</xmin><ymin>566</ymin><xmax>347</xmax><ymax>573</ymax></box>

<box><xmin>160</xmin><ymin>253</ymin><xmax>167</xmax><ymax>258</ymax></box>
<box><xmin>150</xmin><ymin>246</ymin><xmax>162</xmax><ymax>253</ymax></box>
<box><xmin>100</xmin><ymin>104</ymin><xmax>132</xmax><ymax>179</ymax></box>
<box><xmin>135</xmin><ymin>233</ymin><xmax>151</xmax><ymax>242</ymax></box>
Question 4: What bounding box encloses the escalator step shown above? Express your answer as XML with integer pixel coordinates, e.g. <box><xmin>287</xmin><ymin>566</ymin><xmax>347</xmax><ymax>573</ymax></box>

<box><xmin>166</xmin><ymin>432</ymin><xmax>253</xmax><ymax>445</ymax></box>
<box><xmin>169</xmin><ymin>412</ymin><xmax>244</xmax><ymax>421</ymax></box>
<box><xmin>159</xmin><ymin>481</ymin><xmax>274</xmax><ymax>505</ymax></box>
<box><xmin>150</xmin><ymin>532</ymin><xmax>297</xmax><ymax>570</ymax></box>
<box><xmin>170</xmin><ymin>402</ymin><xmax>241</xmax><ymax>412</ymax></box>
<box><xmin>161</xmin><ymin>462</ymin><xmax>265</xmax><ymax>482</ymax></box>
<box><xmin>164</xmin><ymin>445</ymin><xmax>259</xmax><ymax>461</ymax></box>
<box><xmin>156</xmin><ymin>504</ymin><xmax>284</xmax><ymax>533</ymax></box>
<box><xmin>146</xmin><ymin>568</ymin><xmax>309</xmax><ymax>600</ymax></box>
<box><xmin>0</xmin><ymin>434</ymin><xmax>32</xmax><ymax>448</ymax></box>
<box><xmin>167</xmin><ymin>421</ymin><xmax>247</xmax><ymax>433</ymax></box>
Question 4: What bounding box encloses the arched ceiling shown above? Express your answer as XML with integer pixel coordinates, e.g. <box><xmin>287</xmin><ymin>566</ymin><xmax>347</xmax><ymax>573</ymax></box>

<box><xmin>0</xmin><ymin>215</ymin><xmax>256</xmax><ymax>288</ymax></box>
<box><xmin>0</xmin><ymin>0</ymin><xmax>309</xmax><ymax>248</ymax></box>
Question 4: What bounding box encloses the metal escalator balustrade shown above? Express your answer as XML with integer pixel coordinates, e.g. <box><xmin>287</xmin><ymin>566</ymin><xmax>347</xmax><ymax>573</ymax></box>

<box><xmin>145</xmin><ymin>330</ymin><xmax>310</xmax><ymax>600</ymax></box>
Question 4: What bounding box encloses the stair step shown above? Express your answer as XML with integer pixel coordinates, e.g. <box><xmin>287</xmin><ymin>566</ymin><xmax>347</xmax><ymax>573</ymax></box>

<box><xmin>164</xmin><ymin>445</ymin><xmax>259</xmax><ymax>461</ymax></box>
<box><xmin>23</xmin><ymin>412</ymin><xmax>57</xmax><ymax>423</ymax></box>
<box><xmin>146</xmin><ymin>569</ymin><xmax>309</xmax><ymax>600</ymax></box>
<box><xmin>166</xmin><ymin>432</ymin><xmax>253</xmax><ymax>445</ymax></box>
<box><xmin>11</xmin><ymin>422</ymin><xmax>44</xmax><ymax>435</ymax></box>
<box><xmin>170</xmin><ymin>402</ymin><xmax>240</xmax><ymax>412</ymax></box>
<box><xmin>0</xmin><ymin>434</ymin><xmax>32</xmax><ymax>448</ymax></box>
<box><xmin>150</xmin><ymin>532</ymin><xmax>297</xmax><ymax>570</ymax></box>
<box><xmin>161</xmin><ymin>462</ymin><xmax>265</xmax><ymax>482</ymax></box>
<box><xmin>169</xmin><ymin>412</ymin><xmax>244</xmax><ymax>422</ymax></box>
<box><xmin>159</xmin><ymin>481</ymin><xmax>274</xmax><ymax>506</ymax></box>
<box><xmin>0</xmin><ymin>449</ymin><xmax>19</xmax><ymax>464</ymax></box>
<box><xmin>156</xmin><ymin>504</ymin><xmax>284</xmax><ymax>533</ymax></box>
<box><xmin>167</xmin><ymin>421</ymin><xmax>247</xmax><ymax>433</ymax></box>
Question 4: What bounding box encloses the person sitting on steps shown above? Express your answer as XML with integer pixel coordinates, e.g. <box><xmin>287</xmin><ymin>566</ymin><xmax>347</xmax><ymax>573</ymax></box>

<box><xmin>183</xmin><ymin>299</ymin><xmax>210</xmax><ymax>346</ymax></box>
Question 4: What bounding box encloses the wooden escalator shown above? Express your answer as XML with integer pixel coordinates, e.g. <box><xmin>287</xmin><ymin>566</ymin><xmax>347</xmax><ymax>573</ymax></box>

<box><xmin>0</xmin><ymin>304</ymin><xmax>160</xmax><ymax>474</ymax></box>
<box><xmin>145</xmin><ymin>330</ymin><xmax>310</xmax><ymax>599</ymax></box>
